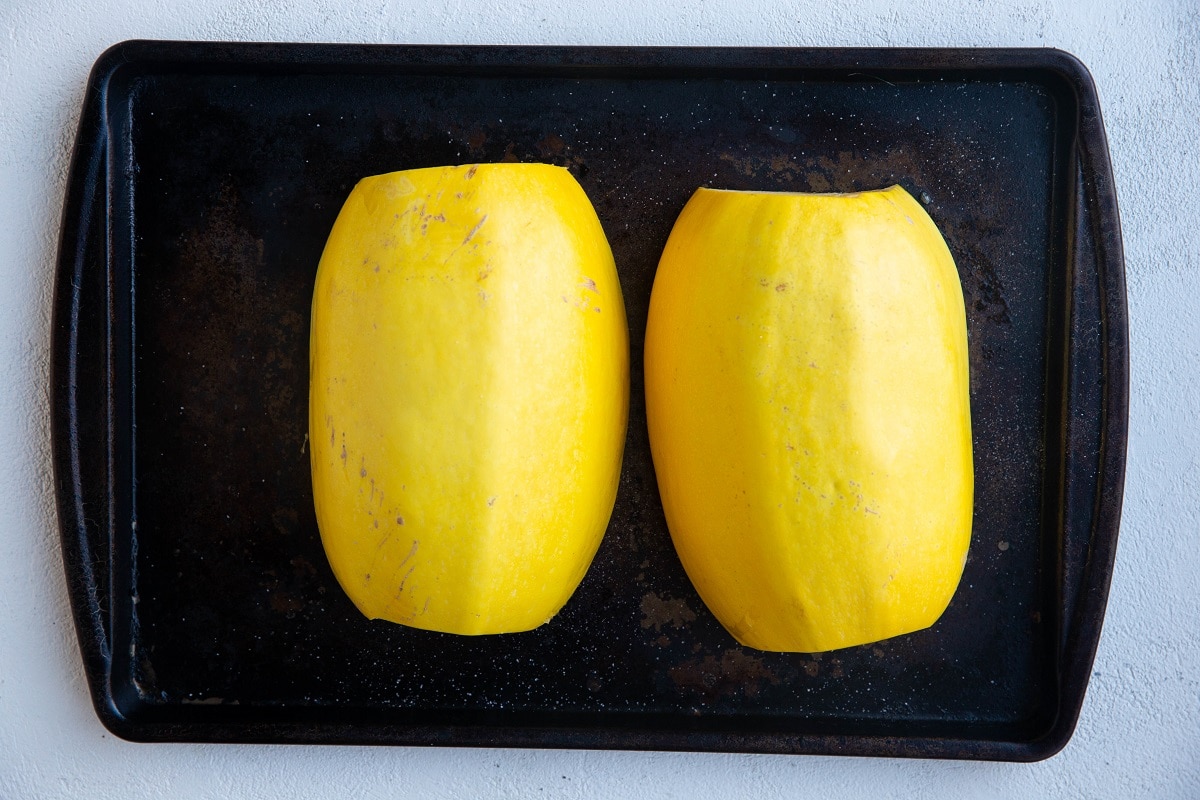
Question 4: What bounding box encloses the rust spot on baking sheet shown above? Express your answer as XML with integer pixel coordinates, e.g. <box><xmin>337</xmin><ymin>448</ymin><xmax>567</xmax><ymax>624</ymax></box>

<box><xmin>640</xmin><ymin>592</ymin><xmax>697</xmax><ymax>632</ymax></box>
<box><xmin>270</xmin><ymin>592</ymin><xmax>304</xmax><ymax>613</ymax></box>
<box><xmin>536</xmin><ymin>133</ymin><xmax>566</xmax><ymax>158</ymax></box>
<box><xmin>669</xmin><ymin>650</ymin><xmax>780</xmax><ymax>700</ymax></box>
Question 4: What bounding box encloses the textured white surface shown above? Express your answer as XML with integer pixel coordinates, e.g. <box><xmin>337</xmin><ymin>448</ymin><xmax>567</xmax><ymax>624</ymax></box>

<box><xmin>1</xmin><ymin>0</ymin><xmax>1196</xmax><ymax>797</ymax></box>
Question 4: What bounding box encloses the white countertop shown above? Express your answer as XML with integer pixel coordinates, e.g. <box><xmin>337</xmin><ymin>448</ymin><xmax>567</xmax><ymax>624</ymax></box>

<box><xmin>2</xmin><ymin>0</ymin><xmax>1195</xmax><ymax>797</ymax></box>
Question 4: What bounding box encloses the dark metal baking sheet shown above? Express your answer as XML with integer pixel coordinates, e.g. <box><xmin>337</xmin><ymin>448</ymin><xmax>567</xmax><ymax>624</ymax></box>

<box><xmin>52</xmin><ymin>41</ymin><xmax>1127</xmax><ymax>761</ymax></box>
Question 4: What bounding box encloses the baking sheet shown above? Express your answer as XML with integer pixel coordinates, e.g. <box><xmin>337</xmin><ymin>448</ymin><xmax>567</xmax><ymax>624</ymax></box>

<box><xmin>52</xmin><ymin>41</ymin><xmax>1127</xmax><ymax>760</ymax></box>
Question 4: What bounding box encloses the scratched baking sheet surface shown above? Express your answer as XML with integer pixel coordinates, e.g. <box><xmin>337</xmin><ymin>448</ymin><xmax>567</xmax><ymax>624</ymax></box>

<box><xmin>64</xmin><ymin>46</ymin><xmax>1118</xmax><ymax>756</ymax></box>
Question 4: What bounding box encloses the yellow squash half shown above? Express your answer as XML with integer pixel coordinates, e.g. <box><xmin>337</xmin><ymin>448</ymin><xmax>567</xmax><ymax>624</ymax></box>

<box><xmin>310</xmin><ymin>163</ymin><xmax>628</xmax><ymax>635</ymax></box>
<box><xmin>644</xmin><ymin>185</ymin><xmax>972</xmax><ymax>652</ymax></box>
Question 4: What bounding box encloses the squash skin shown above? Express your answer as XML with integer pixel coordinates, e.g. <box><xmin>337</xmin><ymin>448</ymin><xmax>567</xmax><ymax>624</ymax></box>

<box><xmin>644</xmin><ymin>185</ymin><xmax>972</xmax><ymax>653</ymax></box>
<box><xmin>310</xmin><ymin>164</ymin><xmax>628</xmax><ymax>635</ymax></box>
